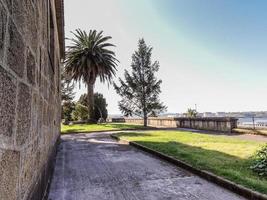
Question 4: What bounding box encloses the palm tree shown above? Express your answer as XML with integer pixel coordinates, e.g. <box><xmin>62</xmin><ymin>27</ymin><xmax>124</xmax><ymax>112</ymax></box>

<box><xmin>187</xmin><ymin>108</ymin><xmax>198</xmax><ymax>118</ymax></box>
<box><xmin>65</xmin><ymin>29</ymin><xmax>118</xmax><ymax>121</ymax></box>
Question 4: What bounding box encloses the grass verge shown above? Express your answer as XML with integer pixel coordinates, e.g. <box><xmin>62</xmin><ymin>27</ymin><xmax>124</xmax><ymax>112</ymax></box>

<box><xmin>61</xmin><ymin>123</ymin><xmax>146</xmax><ymax>134</ymax></box>
<box><xmin>116</xmin><ymin>130</ymin><xmax>267</xmax><ymax>194</ymax></box>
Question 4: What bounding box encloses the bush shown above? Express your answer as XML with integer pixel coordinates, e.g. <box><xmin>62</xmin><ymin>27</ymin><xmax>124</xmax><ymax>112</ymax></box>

<box><xmin>62</xmin><ymin>101</ymin><xmax>75</xmax><ymax>121</ymax></box>
<box><xmin>78</xmin><ymin>93</ymin><xmax>108</xmax><ymax>121</ymax></box>
<box><xmin>94</xmin><ymin>93</ymin><xmax>108</xmax><ymax>121</ymax></box>
<box><xmin>251</xmin><ymin>144</ymin><xmax>267</xmax><ymax>177</ymax></box>
<box><xmin>72</xmin><ymin>103</ymin><xmax>88</xmax><ymax>121</ymax></box>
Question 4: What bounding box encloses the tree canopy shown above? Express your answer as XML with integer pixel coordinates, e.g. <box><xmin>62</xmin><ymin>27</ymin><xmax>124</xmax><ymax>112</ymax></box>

<box><xmin>64</xmin><ymin>29</ymin><xmax>118</xmax><ymax>120</ymax></box>
<box><xmin>186</xmin><ymin>108</ymin><xmax>198</xmax><ymax>118</ymax></box>
<box><xmin>114</xmin><ymin>39</ymin><xmax>166</xmax><ymax>126</ymax></box>
<box><xmin>65</xmin><ymin>29</ymin><xmax>118</xmax><ymax>85</ymax></box>
<box><xmin>78</xmin><ymin>93</ymin><xmax>108</xmax><ymax>121</ymax></box>
<box><xmin>61</xmin><ymin>71</ymin><xmax>75</xmax><ymax>102</ymax></box>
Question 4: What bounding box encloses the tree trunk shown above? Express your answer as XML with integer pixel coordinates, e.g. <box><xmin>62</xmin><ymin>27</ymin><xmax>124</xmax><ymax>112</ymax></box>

<box><xmin>87</xmin><ymin>83</ymin><xmax>94</xmax><ymax>121</ymax></box>
<box><xmin>144</xmin><ymin>112</ymin><xmax>148</xmax><ymax>127</ymax></box>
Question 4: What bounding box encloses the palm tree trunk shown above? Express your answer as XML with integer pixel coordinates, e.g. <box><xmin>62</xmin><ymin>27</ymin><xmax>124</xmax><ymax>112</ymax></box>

<box><xmin>87</xmin><ymin>83</ymin><xmax>94</xmax><ymax>121</ymax></box>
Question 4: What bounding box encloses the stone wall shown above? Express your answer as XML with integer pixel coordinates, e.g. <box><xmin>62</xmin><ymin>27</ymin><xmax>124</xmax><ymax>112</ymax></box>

<box><xmin>125</xmin><ymin>117</ymin><xmax>177</xmax><ymax>128</ymax></box>
<box><xmin>107</xmin><ymin>118</ymin><xmax>126</xmax><ymax>123</ymax></box>
<box><xmin>0</xmin><ymin>1</ymin><xmax>64</xmax><ymax>200</ymax></box>
<box><xmin>125</xmin><ymin>117</ymin><xmax>238</xmax><ymax>132</ymax></box>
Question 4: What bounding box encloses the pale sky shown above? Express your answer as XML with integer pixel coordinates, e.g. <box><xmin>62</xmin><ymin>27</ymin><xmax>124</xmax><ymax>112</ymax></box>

<box><xmin>65</xmin><ymin>0</ymin><xmax>267</xmax><ymax>114</ymax></box>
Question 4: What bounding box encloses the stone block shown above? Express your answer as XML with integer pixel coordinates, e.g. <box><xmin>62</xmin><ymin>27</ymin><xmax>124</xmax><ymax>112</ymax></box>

<box><xmin>20</xmin><ymin>144</ymin><xmax>36</xmax><ymax>199</ymax></box>
<box><xmin>11</xmin><ymin>0</ymin><xmax>28</xmax><ymax>34</ymax></box>
<box><xmin>0</xmin><ymin>65</ymin><xmax>17</xmax><ymax>137</ymax></box>
<box><xmin>42</xmin><ymin>50</ymin><xmax>49</xmax><ymax>78</ymax></box>
<box><xmin>26</xmin><ymin>48</ymin><xmax>36</xmax><ymax>86</ymax></box>
<box><xmin>24</xmin><ymin>1</ymin><xmax>38</xmax><ymax>52</ymax></box>
<box><xmin>7</xmin><ymin>20</ymin><xmax>26</xmax><ymax>77</ymax></box>
<box><xmin>41</xmin><ymin>0</ymin><xmax>48</xmax><ymax>45</ymax></box>
<box><xmin>30</xmin><ymin>92</ymin><xmax>38</xmax><ymax>140</ymax></box>
<box><xmin>4</xmin><ymin>0</ymin><xmax>12</xmax><ymax>13</ymax></box>
<box><xmin>37</xmin><ymin>50</ymin><xmax>42</xmax><ymax>88</ymax></box>
<box><xmin>16</xmin><ymin>82</ymin><xmax>31</xmax><ymax>146</ymax></box>
<box><xmin>11</xmin><ymin>1</ymin><xmax>37</xmax><ymax>50</ymax></box>
<box><xmin>43</xmin><ymin>78</ymin><xmax>49</xmax><ymax>100</ymax></box>
<box><xmin>37</xmin><ymin>96</ymin><xmax>43</xmax><ymax>129</ymax></box>
<box><xmin>42</xmin><ymin>101</ymin><xmax>48</xmax><ymax>126</ymax></box>
<box><xmin>0</xmin><ymin>149</ymin><xmax>20</xmax><ymax>200</ymax></box>
<box><xmin>0</xmin><ymin>2</ymin><xmax>7</xmax><ymax>61</ymax></box>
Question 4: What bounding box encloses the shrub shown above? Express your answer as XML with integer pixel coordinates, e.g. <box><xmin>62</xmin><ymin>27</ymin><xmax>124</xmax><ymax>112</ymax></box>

<box><xmin>78</xmin><ymin>93</ymin><xmax>108</xmax><ymax>121</ymax></box>
<box><xmin>94</xmin><ymin>93</ymin><xmax>108</xmax><ymax>121</ymax></box>
<box><xmin>72</xmin><ymin>103</ymin><xmax>88</xmax><ymax>121</ymax></box>
<box><xmin>62</xmin><ymin>101</ymin><xmax>75</xmax><ymax>121</ymax></box>
<box><xmin>250</xmin><ymin>144</ymin><xmax>267</xmax><ymax>177</ymax></box>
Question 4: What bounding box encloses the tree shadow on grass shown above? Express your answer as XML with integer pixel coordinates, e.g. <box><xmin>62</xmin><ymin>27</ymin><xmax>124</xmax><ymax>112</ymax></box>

<box><xmin>115</xmin><ymin>132</ymin><xmax>153</xmax><ymax>138</ymax></box>
<box><xmin>61</xmin><ymin>123</ymin><xmax>153</xmax><ymax>134</ymax></box>
<box><xmin>61</xmin><ymin>129</ymin><xmax>86</xmax><ymax>134</ymax></box>
<box><xmin>105</xmin><ymin>123</ymin><xmax>155</xmax><ymax>130</ymax></box>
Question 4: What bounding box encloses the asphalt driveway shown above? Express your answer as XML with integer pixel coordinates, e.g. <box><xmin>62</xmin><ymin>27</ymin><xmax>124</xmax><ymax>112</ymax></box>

<box><xmin>48</xmin><ymin>131</ymin><xmax>246</xmax><ymax>200</ymax></box>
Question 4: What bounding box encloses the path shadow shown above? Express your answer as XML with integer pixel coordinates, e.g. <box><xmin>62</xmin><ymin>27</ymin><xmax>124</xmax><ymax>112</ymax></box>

<box><xmin>115</xmin><ymin>132</ymin><xmax>153</xmax><ymax>138</ymax></box>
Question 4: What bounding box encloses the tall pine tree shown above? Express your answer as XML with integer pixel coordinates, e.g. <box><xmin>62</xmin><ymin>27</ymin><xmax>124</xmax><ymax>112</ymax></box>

<box><xmin>61</xmin><ymin>72</ymin><xmax>75</xmax><ymax>102</ymax></box>
<box><xmin>61</xmin><ymin>71</ymin><xmax>76</xmax><ymax>122</ymax></box>
<box><xmin>114</xmin><ymin>39</ymin><xmax>166</xmax><ymax>126</ymax></box>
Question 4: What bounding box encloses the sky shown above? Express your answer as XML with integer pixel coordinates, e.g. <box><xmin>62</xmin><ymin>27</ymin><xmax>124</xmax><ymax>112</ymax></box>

<box><xmin>64</xmin><ymin>0</ymin><xmax>267</xmax><ymax>114</ymax></box>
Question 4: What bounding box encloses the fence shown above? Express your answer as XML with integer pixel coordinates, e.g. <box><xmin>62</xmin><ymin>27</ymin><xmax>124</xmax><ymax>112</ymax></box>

<box><xmin>237</xmin><ymin>117</ymin><xmax>267</xmax><ymax>129</ymax></box>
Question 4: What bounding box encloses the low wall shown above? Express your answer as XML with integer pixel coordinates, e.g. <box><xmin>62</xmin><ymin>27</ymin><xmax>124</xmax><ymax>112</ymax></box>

<box><xmin>125</xmin><ymin>118</ymin><xmax>177</xmax><ymax>128</ymax></box>
<box><xmin>124</xmin><ymin>117</ymin><xmax>238</xmax><ymax>133</ymax></box>
<box><xmin>107</xmin><ymin>118</ymin><xmax>126</xmax><ymax>123</ymax></box>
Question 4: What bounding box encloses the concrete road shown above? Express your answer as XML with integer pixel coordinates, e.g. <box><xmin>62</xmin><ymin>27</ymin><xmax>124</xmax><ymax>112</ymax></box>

<box><xmin>48</xmin><ymin>132</ymin><xmax>246</xmax><ymax>200</ymax></box>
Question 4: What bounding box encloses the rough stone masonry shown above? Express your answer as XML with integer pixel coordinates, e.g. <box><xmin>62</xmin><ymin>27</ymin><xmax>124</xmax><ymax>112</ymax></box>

<box><xmin>0</xmin><ymin>0</ymin><xmax>64</xmax><ymax>200</ymax></box>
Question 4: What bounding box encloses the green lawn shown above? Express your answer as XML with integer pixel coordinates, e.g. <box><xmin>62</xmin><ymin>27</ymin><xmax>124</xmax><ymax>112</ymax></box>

<box><xmin>116</xmin><ymin>130</ymin><xmax>267</xmax><ymax>194</ymax></box>
<box><xmin>61</xmin><ymin>123</ymin><xmax>145</xmax><ymax>134</ymax></box>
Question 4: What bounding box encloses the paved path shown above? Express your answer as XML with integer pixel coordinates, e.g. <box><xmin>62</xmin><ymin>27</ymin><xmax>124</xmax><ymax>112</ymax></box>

<box><xmin>48</xmin><ymin>132</ymin><xmax>246</xmax><ymax>200</ymax></box>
